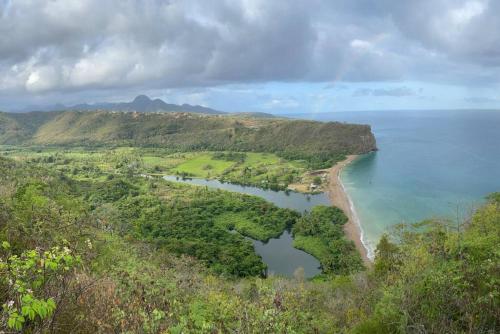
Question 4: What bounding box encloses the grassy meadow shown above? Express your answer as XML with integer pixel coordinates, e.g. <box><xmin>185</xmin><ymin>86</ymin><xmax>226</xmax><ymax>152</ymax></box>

<box><xmin>0</xmin><ymin>146</ymin><xmax>318</xmax><ymax>191</ymax></box>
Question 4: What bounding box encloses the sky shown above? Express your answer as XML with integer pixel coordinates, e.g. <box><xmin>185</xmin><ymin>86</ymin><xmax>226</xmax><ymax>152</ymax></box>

<box><xmin>1</xmin><ymin>0</ymin><xmax>500</xmax><ymax>114</ymax></box>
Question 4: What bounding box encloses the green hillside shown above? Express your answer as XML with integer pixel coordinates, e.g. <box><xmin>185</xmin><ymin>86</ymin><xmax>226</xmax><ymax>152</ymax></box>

<box><xmin>0</xmin><ymin>156</ymin><xmax>498</xmax><ymax>333</ymax></box>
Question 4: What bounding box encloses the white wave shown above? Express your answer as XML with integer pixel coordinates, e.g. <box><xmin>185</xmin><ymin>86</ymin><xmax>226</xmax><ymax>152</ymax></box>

<box><xmin>338</xmin><ymin>168</ymin><xmax>375</xmax><ymax>261</ymax></box>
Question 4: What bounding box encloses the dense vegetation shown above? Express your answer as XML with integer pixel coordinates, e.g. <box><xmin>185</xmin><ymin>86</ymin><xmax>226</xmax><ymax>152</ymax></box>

<box><xmin>359</xmin><ymin>194</ymin><xmax>500</xmax><ymax>333</ymax></box>
<box><xmin>0</xmin><ymin>154</ymin><xmax>498</xmax><ymax>332</ymax></box>
<box><xmin>90</xmin><ymin>181</ymin><xmax>258</xmax><ymax>277</ymax></box>
<box><xmin>293</xmin><ymin>206</ymin><xmax>363</xmax><ymax>275</ymax></box>
<box><xmin>0</xmin><ymin>153</ymin><xmax>350</xmax><ymax>279</ymax></box>
<box><xmin>93</xmin><ymin>179</ymin><xmax>299</xmax><ymax>276</ymax></box>
<box><xmin>0</xmin><ymin>110</ymin><xmax>376</xmax><ymax>168</ymax></box>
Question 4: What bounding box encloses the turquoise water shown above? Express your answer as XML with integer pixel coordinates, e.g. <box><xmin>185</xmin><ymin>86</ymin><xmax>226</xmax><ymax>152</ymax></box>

<box><xmin>294</xmin><ymin>110</ymin><xmax>500</xmax><ymax>258</ymax></box>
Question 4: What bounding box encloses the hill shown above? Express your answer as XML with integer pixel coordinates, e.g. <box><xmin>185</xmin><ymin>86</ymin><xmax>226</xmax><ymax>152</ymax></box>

<box><xmin>0</xmin><ymin>110</ymin><xmax>376</xmax><ymax>168</ymax></box>
<box><xmin>227</xmin><ymin>111</ymin><xmax>277</xmax><ymax>118</ymax></box>
<box><xmin>17</xmin><ymin>95</ymin><xmax>226</xmax><ymax>114</ymax></box>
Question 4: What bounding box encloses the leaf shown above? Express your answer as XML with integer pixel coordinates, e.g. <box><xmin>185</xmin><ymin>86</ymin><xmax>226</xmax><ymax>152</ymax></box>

<box><xmin>46</xmin><ymin>298</ymin><xmax>56</xmax><ymax>312</ymax></box>
<box><xmin>39</xmin><ymin>306</ymin><xmax>47</xmax><ymax>318</ymax></box>
<box><xmin>1</xmin><ymin>241</ymin><xmax>10</xmax><ymax>249</ymax></box>
<box><xmin>32</xmin><ymin>300</ymin><xmax>39</xmax><ymax>313</ymax></box>
<box><xmin>22</xmin><ymin>305</ymin><xmax>36</xmax><ymax>320</ymax></box>
<box><xmin>7</xmin><ymin>317</ymin><xmax>16</xmax><ymax>329</ymax></box>
<box><xmin>29</xmin><ymin>308</ymin><xmax>36</xmax><ymax>320</ymax></box>
<box><xmin>21</xmin><ymin>306</ymin><xmax>30</xmax><ymax>316</ymax></box>
<box><xmin>47</xmin><ymin>260</ymin><xmax>58</xmax><ymax>270</ymax></box>
<box><xmin>15</xmin><ymin>315</ymin><xmax>25</xmax><ymax>330</ymax></box>
<box><xmin>7</xmin><ymin>313</ymin><xmax>25</xmax><ymax>330</ymax></box>
<box><xmin>22</xmin><ymin>294</ymin><xmax>34</xmax><ymax>304</ymax></box>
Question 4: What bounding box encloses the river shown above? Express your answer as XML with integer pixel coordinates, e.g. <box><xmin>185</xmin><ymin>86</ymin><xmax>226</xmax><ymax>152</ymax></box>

<box><xmin>162</xmin><ymin>175</ymin><xmax>329</xmax><ymax>278</ymax></box>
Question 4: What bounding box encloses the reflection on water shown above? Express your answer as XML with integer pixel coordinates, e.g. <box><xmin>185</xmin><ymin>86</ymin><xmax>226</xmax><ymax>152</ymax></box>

<box><xmin>253</xmin><ymin>231</ymin><xmax>321</xmax><ymax>278</ymax></box>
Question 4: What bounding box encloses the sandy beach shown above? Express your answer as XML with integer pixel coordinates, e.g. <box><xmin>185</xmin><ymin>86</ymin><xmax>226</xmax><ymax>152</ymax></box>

<box><xmin>328</xmin><ymin>155</ymin><xmax>371</xmax><ymax>265</ymax></box>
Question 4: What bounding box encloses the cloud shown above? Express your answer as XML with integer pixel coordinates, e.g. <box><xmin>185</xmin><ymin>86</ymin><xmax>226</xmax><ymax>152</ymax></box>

<box><xmin>262</xmin><ymin>97</ymin><xmax>300</xmax><ymax>109</ymax></box>
<box><xmin>381</xmin><ymin>0</ymin><xmax>500</xmax><ymax>66</ymax></box>
<box><xmin>353</xmin><ymin>87</ymin><xmax>417</xmax><ymax>97</ymax></box>
<box><xmin>464</xmin><ymin>96</ymin><xmax>499</xmax><ymax>104</ymax></box>
<box><xmin>0</xmin><ymin>0</ymin><xmax>500</xmax><ymax>108</ymax></box>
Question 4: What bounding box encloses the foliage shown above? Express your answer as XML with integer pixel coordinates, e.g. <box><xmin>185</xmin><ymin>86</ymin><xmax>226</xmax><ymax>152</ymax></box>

<box><xmin>1</xmin><ymin>146</ymin><xmax>312</xmax><ymax>192</ymax></box>
<box><xmin>0</xmin><ymin>153</ymin><xmax>498</xmax><ymax>333</ymax></box>
<box><xmin>211</xmin><ymin>151</ymin><xmax>247</xmax><ymax>162</ymax></box>
<box><xmin>313</xmin><ymin>176</ymin><xmax>322</xmax><ymax>185</ymax></box>
<box><xmin>356</xmin><ymin>201</ymin><xmax>500</xmax><ymax>333</ymax></box>
<box><xmin>293</xmin><ymin>206</ymin><xmax>363</xmax><ymax>274</ymax></box>
<box><xmin>486</xmin><ymin>191</ymin><xmax>500</xmax><ymax>204</ymax></box>
<box><xmin>172</xmin><ymin>153</ymin><xmax>235</xmax><ymax>176</ymax></box>
<box><xmin>105</xmin><ymin>184</ymin><xmax>300</xmax><ymax>276</ymax></box>
<box><xmin>0</xmin><ymin>243</ymin><xmax>79</xmax><ymax>331</ymax></box>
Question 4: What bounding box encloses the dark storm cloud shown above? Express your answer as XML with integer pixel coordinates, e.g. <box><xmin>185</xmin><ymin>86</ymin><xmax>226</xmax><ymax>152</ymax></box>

<box><xmin>0</xmin><ymin>0</ymin><xmax>498</xmax><ymax>102</ymax></box>
<box><xmin>380</xmin><ymin>0</ymin><xmax>500</xmax><ymax>66</ymax></box>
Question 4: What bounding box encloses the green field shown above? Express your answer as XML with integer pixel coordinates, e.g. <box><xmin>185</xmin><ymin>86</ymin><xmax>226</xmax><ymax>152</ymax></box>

<box><xmin>170</xmin><ymin>151</ymin><xmax>308</xmax><ymax>189</ymax></box>
<box><xmin>171</xmin><ymin>153</ymin><xmax>235</xmax><ymax>176</ymax></box>
<box><xmin>214</xmin><ymin>212</ymin><xmax>279</xmax><ymax>241</ymax></box>
<box><xmin>0</xmin><ymin>147</ymin><xmax>313</xmax><ymax>191</ymax></box>
<box><xmin>293</xmin><ymin>235</ymin><xmax>331</xmax><ymax>260</ymax></box>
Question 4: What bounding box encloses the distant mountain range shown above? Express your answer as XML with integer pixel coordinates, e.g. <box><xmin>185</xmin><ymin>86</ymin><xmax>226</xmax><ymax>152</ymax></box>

<box><xmin>19</xmin><ymin>95</ymin><xmax>226</xmax><ymax>115</ymax></box>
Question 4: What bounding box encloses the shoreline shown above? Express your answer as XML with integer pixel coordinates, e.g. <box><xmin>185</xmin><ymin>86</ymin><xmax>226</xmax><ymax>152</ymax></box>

<box><xmin>327</xmin><ymin>155</ymin><xmax>372</xmax><ymax>265</ymax></box>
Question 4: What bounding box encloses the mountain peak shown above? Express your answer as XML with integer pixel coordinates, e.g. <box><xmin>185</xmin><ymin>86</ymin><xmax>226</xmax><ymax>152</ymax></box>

<box><xmin>132</xmin><ymin>95</ymin><xmax>152</xmax><ymax>103</ymax></box>
<box><xmin>17</xmin><ymin>95</ymin><xmax>226</xmax><ymax>115</ymax></box>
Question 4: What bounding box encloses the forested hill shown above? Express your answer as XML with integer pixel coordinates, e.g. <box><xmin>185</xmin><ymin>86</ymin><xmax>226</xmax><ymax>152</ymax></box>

<box><xmin>0</xmin><ymin>110</ymin><xmax>376</xmax><ymax>166</ymax></box>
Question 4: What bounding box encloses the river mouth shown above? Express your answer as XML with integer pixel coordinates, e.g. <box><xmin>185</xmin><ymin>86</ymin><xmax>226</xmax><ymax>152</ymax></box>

<box><xmin>162</xmin><ymin>175</ymin><xmax>328</xmax><ymax>278</ymax></box>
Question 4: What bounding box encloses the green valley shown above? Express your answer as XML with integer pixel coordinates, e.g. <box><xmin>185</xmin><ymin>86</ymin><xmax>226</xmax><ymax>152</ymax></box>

<box><xmin>0</xmin><ymin>146</ymin><xmax>328</xmax><ymax>192</ymax></box>
<box><xmin>0</xmin><ymin>111</ymin><xmax>497</xmax><ymax>333</ymax></box>
<box><xmin>2</xmin><ymin>1</ymin><xmax>499</xmax><ymax>331</ymax></box>
<box><xmin>0</xmin><ymin>153</ymin><xmax>498</xmax><ymax>333</ymax></box>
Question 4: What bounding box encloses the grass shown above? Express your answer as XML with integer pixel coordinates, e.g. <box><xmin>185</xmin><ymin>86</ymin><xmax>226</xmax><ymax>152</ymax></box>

<box><xmin>293</xmin><ymin>236</ymin><xmax>330</xmax><ymax>261</ymax></box>
<box><xmin>171</xmin><ymin>153</ymin><xmax>235</xmax><ymax>177</ymax></box>
<box><xmin>244</xmin><ymin>152</ymin><xmax>278</xmax><ymax>165</ymax></box>
<box><xmin>214</xmin><ymin>212</ymin><xmax>277</xmax><ymax>241</ymax></box>
<box><xmin>242</xmin><ymin>152</ymin><xmax>305</xmax><ymax>169</ymax></box>
<box><xmin>141</xmin><ymin>155</ymin><xmax>184</xmax><ymax>171</ymax></box>
<box><xmin>167</xmin><ymin>152</ymin><xmax>308</xmax><ymax>190</ymax></box>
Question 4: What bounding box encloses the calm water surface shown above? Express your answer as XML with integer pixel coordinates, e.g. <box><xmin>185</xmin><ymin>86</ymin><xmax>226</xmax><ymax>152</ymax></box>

<box><xmin>293</xmin><ymin>110</ymin><xmax>500</xmax><ymax>258</ymax></box>
<box><xmin>163</xmin><ymin>176</ymin><xmax>327</xmax><ymax>277</ymax></box>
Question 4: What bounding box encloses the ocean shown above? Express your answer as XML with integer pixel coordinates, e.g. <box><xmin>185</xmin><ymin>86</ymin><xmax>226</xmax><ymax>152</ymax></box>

<box><xmin>292</xmin><ymin>110</ymin><xmax>500</xmax><ymax>258</ymax></box>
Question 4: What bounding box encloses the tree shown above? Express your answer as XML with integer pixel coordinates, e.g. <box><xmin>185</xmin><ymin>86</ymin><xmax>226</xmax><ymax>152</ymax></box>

<box><xmin>0</xmin><ymin>242</ymin><xmax>80</xmax><ymax>331</ymax></box>
<box><xmin>312</xmin><ymin>176</ymin><xmax>322</xmax><ymax>185</ymax></box>
<box><xmin>373</xmin><ymin>234</ymin><xmax>399</xmax><ymax>276</ymax></box>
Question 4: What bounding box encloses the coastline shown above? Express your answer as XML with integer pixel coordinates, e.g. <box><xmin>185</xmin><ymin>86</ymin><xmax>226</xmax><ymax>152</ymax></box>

<box><xmin>327</xmin><ymin>155</ymin><xmax>371</xmax><ymax>265</ymax></box>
